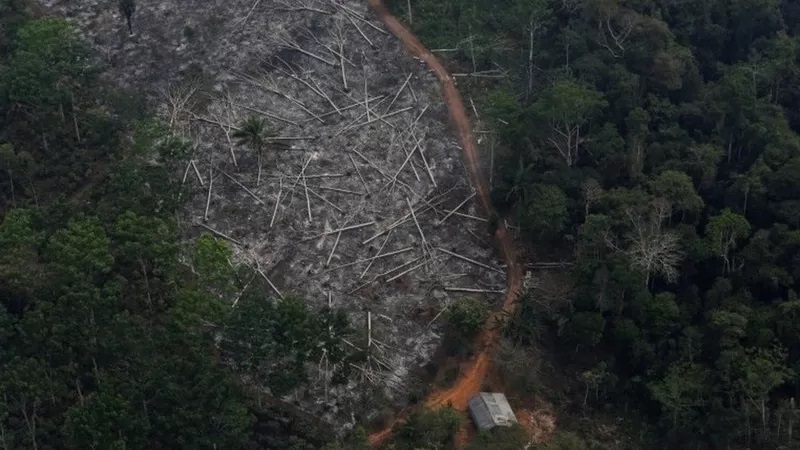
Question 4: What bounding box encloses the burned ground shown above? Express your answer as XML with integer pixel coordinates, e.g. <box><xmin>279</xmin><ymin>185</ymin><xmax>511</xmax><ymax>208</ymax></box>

<box><xmin>39</xmin><ymin>0</ymin><xmax>503</xmax><ymax>426</ymax></box>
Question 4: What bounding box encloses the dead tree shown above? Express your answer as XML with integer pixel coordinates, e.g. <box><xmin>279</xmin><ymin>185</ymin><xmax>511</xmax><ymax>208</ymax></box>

<box><xmin>596</xmin><ymin>10</ymin><xmax>636</xmax><ymax>58</ymax></box>
<box><xmin>119</xmin><ymin>0</ymin><xmax>136</xmax><ymax>35</ymax></box>
<box><xmin>209</xmin><ymin>93</ymin><xmax>240</xmax><ymax>167</ymax></box>
<box><xmin>607</xmin><ymin>199</ymin><xmax>684</xmax><ymax>287</ymax></box>
<box><xmin>160</xmin><ymin>78</ymin><xmax>202</xmax><ymax>132</ymax></box>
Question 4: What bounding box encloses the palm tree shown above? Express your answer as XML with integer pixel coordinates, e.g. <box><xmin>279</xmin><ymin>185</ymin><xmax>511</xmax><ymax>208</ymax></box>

<box><xmin>232</xmin><ymin>117</ymin><xmax>271</xmax><ymax>186</ymax></box>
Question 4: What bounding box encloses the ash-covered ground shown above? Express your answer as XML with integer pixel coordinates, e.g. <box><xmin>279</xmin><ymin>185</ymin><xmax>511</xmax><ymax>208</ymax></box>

<box><xmin>40</xmin><ymin>0</ymin><xmax>504</xmax><ymax>425</ymax></box>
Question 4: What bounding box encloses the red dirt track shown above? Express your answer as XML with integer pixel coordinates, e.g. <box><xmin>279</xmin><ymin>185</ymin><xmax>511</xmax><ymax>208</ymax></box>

<box><xmin>366</xmin><ymin>0</ymin><xmax>525</xmax><ymax>447</ymax></box>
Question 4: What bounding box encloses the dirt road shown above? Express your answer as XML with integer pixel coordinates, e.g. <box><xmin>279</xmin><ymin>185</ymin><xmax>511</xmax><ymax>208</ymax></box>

<box><xmin>366</xmin><ymin>0</ymin><xmax>524</xmax><ymax>446</ymax></box>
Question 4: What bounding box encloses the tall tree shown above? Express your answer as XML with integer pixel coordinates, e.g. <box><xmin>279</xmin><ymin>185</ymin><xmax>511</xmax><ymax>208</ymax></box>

<box><xmin>531</xmin><ymin>80</ymin><xmax>606</xmax><ymax>167</ymax></box>
<box><xmin>233</xmin><ymin>117</ymin><xmax>271</xmax><ymax>186</ymax></box>
<box><xmin>705</xmin><ymin>209</ymin><xmax>752</xmax><ymax>273</ymax></box>
<box><xmin>648</xmin><ymin>361</ymin><xmax>711</xmax><ymax>431</ymax></box>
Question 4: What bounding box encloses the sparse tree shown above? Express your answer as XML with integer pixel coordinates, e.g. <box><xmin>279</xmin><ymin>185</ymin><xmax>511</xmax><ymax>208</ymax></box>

<box><xmin>581</xmin><ymin>178</ymin><xmax>603</xmax><ymax>218</ymax></box>
<box><xmin>532</xmin><ymin>80</ymin><xmax>606</xmax><ymax>166</ymax></box>
<box><xmin>705</xmin><ymin>208</ymin><xmax>751</xmax><ymax>273</ymax></box>
<box><xmin>625</xmin><ymin>107</ymin><xmax>649</xmax><ymax>181</ymax></box>
<box><xmin>233</xmin><ymin>117</ymin><xmax>271</xmax><ymax>186</ymax></box>
<box><xmin>119</xmin><ymin>0</ymin><xmax>136</xmax><ymax>35</ymax></box>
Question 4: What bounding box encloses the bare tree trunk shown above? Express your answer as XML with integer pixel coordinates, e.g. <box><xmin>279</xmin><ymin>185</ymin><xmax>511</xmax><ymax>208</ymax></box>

<box><xmin>75</xmin><ymin>378</ymin><xmax>85</xmax><ymax>405</ymax></box>
<box><xmin>673</xmin><ymin>406</ymin><xmax>678</xmax><ymax>430</ymax></box>
<box><xmin>256</xmin><ymin>150</ymin><xmax>262</xmax><ymax>187</ymax></box>
<box><xmin>527</xmin><ymin>16</ymin><xmax>535</xmax><ymax>100</ymax></box>
<box><xmin>406</xmin><ymin>0</ymin><xmax>412</xmax><ymax>25</ymax></box>
<box><xmin>762</xmin><ymin>398</ymin><xmax>768</xmax><ymax>440</ymax></box>
<box><xmin>746</xmin><ymin>401</ymin><xmax>752</xmax><ymax>444</ymax></box>
<box><xmin>6</xmin><ymin>169</ymin><xmax>14</xmax><ymax>206</ymax></box>
<box><xmin>0</xmin><ymin>424</ymin><xmax>7</xmax><ymax>450</ymax></box>
<box><xmin>138</xmin><ymin>257</ymin><xmax>154</xmax><ymax>312</ymax></box>
<box><xmin>71</xmin><ymin>93</ymin><xmax>81</xmax><ymax>143</ymax></box>
<box><xmin>143</xmin><ymin>399</ymin><xmax>150</xmax><ymax>428</ymax></box>
<box><xmin>583</xmin><ymin>383</ymin><xmax>589</xmax><ymax>407</ymax></box>
<box><xmin>21</xmin><ymin>403</ymin><xmax>38</xmax><ymax>450</ymax></box>
<box><xmin>0</xmin><ymin>403</ymin><xmax>8</xmax><ymax>450</ymax></box>
<box><xmin>727</xmin><ymin>138</ymin><xmax>733</xmax><ymax>163</ymax></box>
<box><xmin>743</xmin><ymin>186</ymin><xmax>749</xmax><ymax>215</ymax></box>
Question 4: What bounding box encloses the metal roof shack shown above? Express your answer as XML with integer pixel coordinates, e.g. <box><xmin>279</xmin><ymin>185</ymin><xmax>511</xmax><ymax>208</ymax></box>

<box><xmin>468</xmin><ymin>392</ymin><xmax>518</xmax><ymax>430</ymax></box>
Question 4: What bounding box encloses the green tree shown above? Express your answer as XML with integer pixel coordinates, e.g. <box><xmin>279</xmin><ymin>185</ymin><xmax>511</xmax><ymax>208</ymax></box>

<box><xmin>468</xmin><ymin>424</ymin><xmax>528</xmax><ymax>450</ymax></box>
<box><xmin>223</xmin><ymin>295</ymin><xmax>351</xmax><ymax>396</ymax></box>
<box><xmin>448</xmin><ymin>297</ymin><xmax>488</xmax><ymax>339</ymax></box>
<box><xmin>0</xmin><ymin>357</ymin><xmax>59</xmax><ymax>449</ymax></box>
<box><xmin>46</xmin><ymin>217</ymin><xmax>114</xmax><ymax>282</ymax></box>
<box><xmin>649</xmin><ymin>170</ymin><xmax>704</xmax><ymax>220</ymax></box>
<box><xmin>648</xmin><ymin>362</ymin><xmax>711</xmax><ymax>431</ymax></box>
<box><xmin>62</xmin><ymin>389</ymin><xmax>147</xmax><ymax>450</ymax></box>
<box><xmin>532</xmin><ymin>431</ymin><xmax>586</xmax><ymax>450</ymax></box>
<box><xmin>191</xmin><ymin>234</ymin><xmax>236</xmax><ymax>297</ymax></box>
<box><xmin>718</xmin><ymin>346</ymin><xmax>793</xmax><ymax>441</ymax></box>
<box><xmin>563</xmin><ymin>311</ymin><xmax>605</xmax><ymax>348</ymax></box>
<box><xmin>520</xmin><ymin>183</ymin><xmax>568</xmax><ymax>238</ymax></box>
<box><xmin>731</xmin><ymin>158</ymin><xmax>769</xmax><ymax>215</ymax></box>
<box><xmin>5</xmin><ymin>19</ymin><xmax>89</xmax><ymax>121</ymax></box>
<box><xmin>705</xmin><ymin>209</ymin><xmax>751</xmax><ymax>273</ymax></box>
<box><xmin>395</xmin><ymin>407</ymin><xmax>461</xmax><ymax>450</ymax></box>
<box><xmin>625</xmin><ymin>107</ymin><xmax>650</xmax><ymax>180</ymax></box>
<box><xmin>531</xmin><ymin>80</ymin><xmax>606</xmax><ymax>166</ymax></box>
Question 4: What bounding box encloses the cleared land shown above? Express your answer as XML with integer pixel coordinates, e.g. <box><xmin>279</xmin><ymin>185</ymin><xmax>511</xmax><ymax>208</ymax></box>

<box><xmin>40</xmin><ymin>0</ymin><xmax>504</xmax><ymax>425</ymax></box>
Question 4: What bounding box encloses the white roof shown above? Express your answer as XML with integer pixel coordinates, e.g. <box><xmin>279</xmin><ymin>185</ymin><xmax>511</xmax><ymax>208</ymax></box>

<box><xmin>468</xmin><ymin>392</ymin><xmax>518</xmax><ymax>430</ymax></box>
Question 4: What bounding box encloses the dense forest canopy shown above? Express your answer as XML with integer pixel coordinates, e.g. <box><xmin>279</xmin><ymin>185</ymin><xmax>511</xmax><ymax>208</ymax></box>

<box><xmin>388</xmin><ymin>0</ymin><xmax>800</xmax><ymax>448</ymax></box>
<box><xmin>0</xmin><ymin>2</ymin><xmax>362</xmax><ymax>448</ymax></box>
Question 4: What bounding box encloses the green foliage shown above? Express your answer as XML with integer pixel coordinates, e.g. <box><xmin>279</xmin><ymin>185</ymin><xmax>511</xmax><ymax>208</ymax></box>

<box><xmin>233</xmin><ymin>116</ymin><xmax>268</xmax><ymax>154</ymax></box>
<box><xmin>62</xmin><ymin>389</ymin><xmax>147</xmax><ymax>450</ymax></box>
<box><xmin>648</xmin><ymin>362</ymin><xmax>711</xmax><ymax>430</ymax></box>
<box><xmin>0</xmin><ymin>14</ymin><xmax>335</xmax><ymax>449</ymax></box>
<box><xmin>448</xmin><ymin>297</ymin><xmax>488</xmax><ymax>339</ymax></box>
<box><xmin>224</xmin><ymin>295</ymin><xmax>353</xmax><ymax>396</ymax></box>
<box><xmin>519</xmin><ymin>183</ymin><xmax>568</xmax><ymax>237</ymax></box>
<box><xmin>532</xmin><ymin>431</ymin><xmax>586</xmax><ymax>450</ymax></box>
<box><xmin>46</xmin><ymin>217</ymin><xmax>114</xmax><ymax>280</ymax></box>
<box><xmin>563</xmin><ymin>311</ymin><xmax>605</xmax><ymax>348</ymax></box>
<box><xmin>192</xmin><ymin>234</ymin><xmax>236</xmax><ymax>294</ymax></box>
<box><xmin>394</xmin><ymin>407</ymin><xmax>461</xmax><ymax>450</ymax></box>
<box><xmin>468</xmin><ymin>424</ymin><xmax>528</xmax><ymax>450</ymax></box>
<box><xmin>5</xmin><ymin>18</ymin><xmax>89</xmax><ymax>108</ymax></box>
<box><xmin>705</xmin><ymin>209</ymin><xmax>751</xmax><ymax>270</ymax></box>
<box><xmin>532</xmin><ymin>80</ymin><xmax>606</xmax><ymax>129</ymax></box>
<box><xmin>387</xmin><ymin>2</ymin><xmax>800</xmax><ymax>446</ymax></box>
<box><xmin>648</xmin><ymin>170</ymin><xmax>704</xmax><ymax>217</ymax></box>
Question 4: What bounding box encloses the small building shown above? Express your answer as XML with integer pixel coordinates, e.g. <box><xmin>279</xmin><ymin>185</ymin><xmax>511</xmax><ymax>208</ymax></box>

<box><xmin>468</xmin><ymin>392</ymin><xmax>518</xmax><ymax>430</ymax></box>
